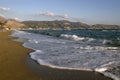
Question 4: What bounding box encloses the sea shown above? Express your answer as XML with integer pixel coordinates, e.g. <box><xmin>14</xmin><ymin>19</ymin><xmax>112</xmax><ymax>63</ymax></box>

<box><xmin>11</xmin><ymin>29</ymin><xmax>120</xmax><ymax>80</ymax></box>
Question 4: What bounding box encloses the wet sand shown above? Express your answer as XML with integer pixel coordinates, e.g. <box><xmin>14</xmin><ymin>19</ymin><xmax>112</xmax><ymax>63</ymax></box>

<box><xmin>26</xmin><ymin>56</ymin><xmax>113</xmax><ymax>80</ymax></box>
<box><xmin>0</xmin><ymin>31</ymin><xmax>113</xmax><ymax>80</ymax></box>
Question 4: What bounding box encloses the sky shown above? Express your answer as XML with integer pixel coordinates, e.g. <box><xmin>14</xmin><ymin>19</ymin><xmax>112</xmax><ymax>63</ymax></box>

<box><xmin>0</xmin><ymin>0</ymin><xmax>120</xmax><ymax>25</ymax></box>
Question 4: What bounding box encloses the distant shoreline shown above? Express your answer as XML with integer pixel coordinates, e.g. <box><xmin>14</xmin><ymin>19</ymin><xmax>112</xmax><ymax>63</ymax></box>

<box><xmin>19</xmin><ymin>28</ymin><xmax>120</xmax><ymax>30</ymax></box>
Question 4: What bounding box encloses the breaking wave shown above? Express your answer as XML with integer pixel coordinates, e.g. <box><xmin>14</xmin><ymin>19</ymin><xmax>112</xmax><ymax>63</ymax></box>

<box><xmin>11</xmin><ymin>30</ymin><xmax>120</xmax><ymax>80</ymax></box>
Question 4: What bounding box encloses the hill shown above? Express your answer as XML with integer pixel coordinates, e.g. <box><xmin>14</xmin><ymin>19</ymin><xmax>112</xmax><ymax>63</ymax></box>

<box><xmin>22</xmin><ymin>20</ymin><xmax>90</xmax><ymax>30</ymax></box>
<box><xmin>0</xmin><ymin>16</ymin><xmax>25</xmax><ymax>30</ymax></box>
<box><xmin>4</xmin><ymin>19</ymin><xmax>25</xmax><ymax>30</ymax></box>
<box><xmin>22</xmin><ymin>20</ymin><xmax>120</xmax><ymax>30</ymax></box>
<box><xmin>1</xmin><ymin>15</ymin><xmax>120</xmax><ymax>30</ymax></box>
<box><xmin>91</xmin><ymin>24</ymin><xmax>120</xmax><ymax>29</ymax></box>
<box><xmin>0</xmin><ymin>16</ymin><xmax>7</xmax><ymax>30</ymax></box>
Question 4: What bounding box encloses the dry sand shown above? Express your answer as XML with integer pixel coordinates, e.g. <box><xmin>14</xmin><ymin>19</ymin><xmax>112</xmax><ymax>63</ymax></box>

<box><xmin>0</xmin><ymin>31</ymin><xmax>39</xmax><ymax>80</ymax></box>
<box><xmin>0</xmin><ymin>31</ymin><xmax>113</xmax><ymax>80</ymax></box>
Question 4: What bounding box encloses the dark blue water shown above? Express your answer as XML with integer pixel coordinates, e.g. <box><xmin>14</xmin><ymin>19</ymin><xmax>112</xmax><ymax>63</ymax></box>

<box><xmin>25</xmin><ymin>29</ymin><xmax>119</xmax><ymax>38</ymax></box>
<box><xmin>25</xmin><ymin>29</ymin><xmax>120</xmax><ymax>46</ymax></box>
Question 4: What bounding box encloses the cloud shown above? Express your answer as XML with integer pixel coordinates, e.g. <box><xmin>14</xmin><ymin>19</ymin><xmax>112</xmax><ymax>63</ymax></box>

<box><xmin>35</xmin><ymin>11</ymin><xmax>85</xmax><ymax>22</ymax></box>
<box><xmin>37</xmin><ymin>12</ymin><xmax>69</xmax><ymax>19</ymax></box>
<box><xmin>0</xmin><ymin>7</ymin><xmax>11</xmax><ymax>11</ymax></box>
<box><xmin>57</xmin><ymin>14</ymin><xmax>69</xmax><ymax>19</ymax></box>
<box><xmin>39</xmin><ymin>12</ymin><xmax>54</xmax><ymax>16</ymax></box>
<box><xmin>13</xmin><ymin>17</ymin><xmax>22</xmax><ymax>21</ymax></box>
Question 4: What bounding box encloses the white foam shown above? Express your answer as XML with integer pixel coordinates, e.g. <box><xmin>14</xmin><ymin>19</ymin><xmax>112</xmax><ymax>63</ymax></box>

<box><xmin>31</xmin><ymin>55</ymin><xmax>92</xmax><ymax>71</ymax></box>
<box><xmin>60</xmin><ymin>34</ymin><xmax>98</xmax><ymax>44</ymax></box>
<box><xmin>11</xmin><ymin>30</ymin><xmax>120</xmax><ymax>80</ymax></box>
<box><xmin>95</xmin><ymin>68</ymin><xmax>108</xmax><ymax>72</ymax></box>
<box><xmin>30</xmin><ymin>54</ymin><xmax>37</xmax><ymax>60</ymax></box>
<box><xmin>36</xmin><ymin>50</ymin><xmax>43</xmax><ymax>53</ymax></box>
<box><xmin>88</xmin><ymin>38</ymin><xmax>95</xmax><ymax>42</ymax></box>
<box><xmin>79</xmin><ymin>46</ymin><xmax>119</xmax><ymax>50</ymax></box>
<box><xmin>60</xmin><ymin>34</ymin><xmax>85</xmax><ymax>41</ymax></box>
<box><xmin>102</xmin><ymin>72</ymin><xmax>120</xmax><ymax>80</ymax></box>
<box><xmin>102</xmin><ymin>39</ymin><xmax>111</xmax><ymax>44</ymax></box>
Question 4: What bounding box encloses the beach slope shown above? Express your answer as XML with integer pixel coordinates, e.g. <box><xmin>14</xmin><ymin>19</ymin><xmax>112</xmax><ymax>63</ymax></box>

<box><xmin>0</xmin><ymin>31</ymin><xmax>39</xmax><ymax>80</ymax></box>
<box><xmin>0</xmin><ymin>31</ymin><xmax>113</xmax><ymax>80</ymax></box>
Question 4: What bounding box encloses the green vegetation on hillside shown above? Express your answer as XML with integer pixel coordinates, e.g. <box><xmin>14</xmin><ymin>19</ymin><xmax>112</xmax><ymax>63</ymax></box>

<box><xmin>22</xmin><ymin>20</ymin><xmax>90</xmax><ymax>30</ymax></box>
<box><xmin>22</xmin><ymin>20</ymin><xmax>120</xmax><ymax>30</ymax></box>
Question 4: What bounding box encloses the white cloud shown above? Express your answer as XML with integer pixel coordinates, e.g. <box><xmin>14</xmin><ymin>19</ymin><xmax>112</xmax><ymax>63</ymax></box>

<box><xmin>14</xmin><ymin>17</ymin><xmax>22</xmax><ymax>21</ymax></box>
<box><xmin>0</xmin><ymin>7</ymin><xmax>10</xmax><ymax>11</ymax></box>
<box><xmin>39</xmin><ymin>12</ymin><xmax>54</xmax><ymax>16</ymax></box>
<box><xmin>35</xmin><ymin>11</ymin><xmax>85</xmax><ymax>22</ymax></box>
<box><xmin>37</xmin><ymin>11</ymin><xmax>69</xmax><ymax>19</ymax></box>
<box><xmin>57</xmin><ymin>14</ymin><xmax>69</xmax><ymax>19</ymax></box>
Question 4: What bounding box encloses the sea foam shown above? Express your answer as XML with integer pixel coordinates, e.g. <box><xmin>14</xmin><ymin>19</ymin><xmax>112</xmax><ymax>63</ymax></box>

<box><xmin>11</xmin><ymin>30</ymin><xmax>120</xmax><ymax>80</ymax></box>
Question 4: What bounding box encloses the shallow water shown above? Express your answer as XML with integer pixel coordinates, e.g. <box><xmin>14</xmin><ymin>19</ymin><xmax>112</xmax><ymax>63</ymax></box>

<box><xmin>12</xmin><ymin>30</ymin><xmax>120</xmax><ymax>80</ymax></box>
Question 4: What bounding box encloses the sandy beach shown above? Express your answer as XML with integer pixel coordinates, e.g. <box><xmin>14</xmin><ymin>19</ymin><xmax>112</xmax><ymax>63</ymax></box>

<box><xmin>27</xmin><ymin>56</ymin><xmax>113</xmax><ymax>80</ymax></box>
<box><xmin>0</xmin><ymin>31</ymin><xmax>113</xmax><ymax>80</ymax></box>
<box><xmin>0</xmin><ymin>31</ymin><xmax>39</xmax><ymax>80</ymax></box>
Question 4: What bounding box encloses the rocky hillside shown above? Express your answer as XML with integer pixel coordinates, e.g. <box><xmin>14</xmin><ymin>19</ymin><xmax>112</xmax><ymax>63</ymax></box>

<box><xmin>1</xmin><ymin>15</ymin><xmax>120</xmax><ymax>30</ymax></box>
<box><xmin>0</xmin><ymin>16</ymin><xmax>25</xmax><ymax>30</ymax></box>
<box><xmin>91</xmin><ymin>24</ymin><xmax>120</xmax><ymax>29</ymax></box>
<box><xmin>0</xmin><ymin>16</ymin><xmax>7</xmax><ymax>29</ymax></box>
<box><xmin>22</xmin><ymin>20</ymin><xmax>120</xmax><ymax>30</ymax></box>
<box><xmin>4</xmin><ymin>19</ymin><xmax>25</xmax><ymax>30</ymax></box>
<box><xmin>22</xmin><ymin>20</ymin><xmax>90</xmax><ymax>30</ymax></box>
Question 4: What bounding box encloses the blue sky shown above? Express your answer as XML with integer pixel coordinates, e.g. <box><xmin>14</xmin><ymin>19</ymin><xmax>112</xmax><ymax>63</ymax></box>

<box><xmin>0</xmin><ymin>0</ymin><xmax>120</xmax><ymax>25</ymax></box>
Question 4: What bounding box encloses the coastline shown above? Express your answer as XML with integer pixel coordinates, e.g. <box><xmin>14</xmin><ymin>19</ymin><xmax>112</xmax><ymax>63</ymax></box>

<box><xmin>27</xmin><ymin>56</ymin><xmax>113</xmax><ymax>80</ymax></box>
<box><xmin>0</xmin><ymin>30</ymin><xmax>113</xmax><ymax>80</ymax></box>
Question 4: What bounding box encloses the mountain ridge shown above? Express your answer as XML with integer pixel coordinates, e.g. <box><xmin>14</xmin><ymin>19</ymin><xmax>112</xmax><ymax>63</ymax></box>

<box><xmin>0</xmin><ymin>15</ymin><xmax>120</xmax><ymax>30</ymax></box>
<box><xmin>22</xmin><ymin>20</ymin><xmax>120</xmax><ymax>30</ymax></box>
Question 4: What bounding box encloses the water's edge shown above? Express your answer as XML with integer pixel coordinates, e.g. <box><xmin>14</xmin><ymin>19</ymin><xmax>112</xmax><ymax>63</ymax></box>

<box><xmin>26</xmin><ymin>55</ymin><xmax>114</xmax><ymax>80</ymax></box>
<box><xmin>11</xmin><ymin>30</ymin><xmax>120</xmax><ymax>80</ymax></box>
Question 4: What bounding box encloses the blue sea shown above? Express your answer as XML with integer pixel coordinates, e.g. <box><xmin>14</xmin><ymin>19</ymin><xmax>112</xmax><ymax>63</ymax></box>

<box><xmin>12</xmin><ymin>29</ymin><xmax>120</xmax><ymax>80</ymax></box>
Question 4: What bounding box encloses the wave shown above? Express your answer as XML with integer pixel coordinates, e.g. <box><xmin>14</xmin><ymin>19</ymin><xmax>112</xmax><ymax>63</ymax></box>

<box><xmin>11</xmin><ymin>30</ymin><xmax>120</xmax><ymax>80</ymax></box>
<box><xmin>29</xmin><ymin>50</ymin><xmax>92</xmax><ymax>71</ymax></box>
<box><xmin>60</xmin><ymin>34</ymin><xmax>120</xmax><ymax>48</ymax></box>
<box><xmin>60</xmin><ymin>34</ymin><xmax>95</xmax><ymax>42</ymax></box>
<box><xmin>60</xmin><ymin>34</ymin><xmax>86</xmax><ymax>41</ymax></box>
